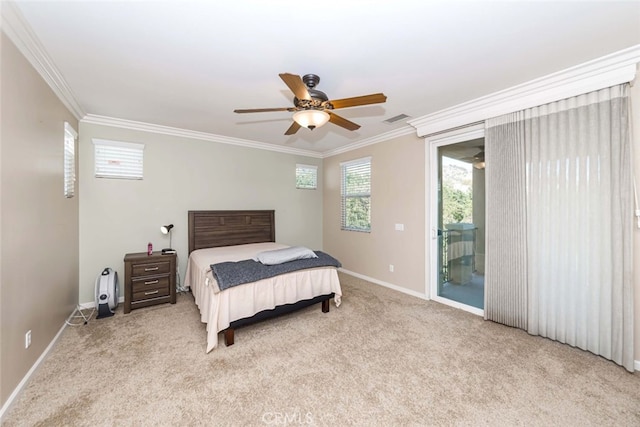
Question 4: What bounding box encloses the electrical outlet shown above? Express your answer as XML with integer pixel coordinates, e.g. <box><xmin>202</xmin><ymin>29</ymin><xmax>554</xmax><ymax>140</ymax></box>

<box><xmin>25</xmin><ymin>330</ymin><xmax>31</xmax><ymax>349</ymax></box>
<box><xmin>389</xmin><ymin>264</ymin><xmax>394</xmax><ymax>272</ymax></box>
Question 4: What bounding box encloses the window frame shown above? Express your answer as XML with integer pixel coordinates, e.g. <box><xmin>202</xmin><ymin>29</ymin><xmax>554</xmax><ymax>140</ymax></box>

<box><xmin>340</xmin><ymin>156</ymin><xmax>372</xmax><ymax>233</ymax></box>
<box><xmin>64</xmin><ymin>122</ymin><xmax>77</xmax><ymax>198</ymax></box>
<box><xmin>93</xmin><ymin>138</ymin><xmax>145</xmax><ymax>180</ymax></box>
<box><xmin>295</xmin><ymin>163</ymin><xmax>318</xmax><ymax>190</ymax></box>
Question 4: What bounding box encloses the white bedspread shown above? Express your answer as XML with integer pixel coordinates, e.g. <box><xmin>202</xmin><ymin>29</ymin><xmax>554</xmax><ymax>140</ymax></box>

<box><xmin>184</xmin><ymin>242</ymin><xmax>342</xmax><ymax>352</ymax></box>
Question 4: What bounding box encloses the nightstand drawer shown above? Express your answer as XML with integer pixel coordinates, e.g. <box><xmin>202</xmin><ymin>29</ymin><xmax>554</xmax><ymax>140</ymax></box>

<box><xmin>132</xmin><ymin>275</ymin><xmax>170</xmax><ymax>293</ymax></box>
<box><xmin>132</xmin><ymin>284</ymin><xmax>170</xmax><ymax>301</ymax></box>
<box><xmin>131</xmin><ymin>261</ymin><xmax>171</xmax><ymax>277</ymax></box>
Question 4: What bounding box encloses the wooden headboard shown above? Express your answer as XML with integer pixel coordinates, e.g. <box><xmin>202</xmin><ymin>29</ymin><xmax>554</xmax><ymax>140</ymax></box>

<box><xmin>188</xmin><ymin>210</ymin><xmax>275</xmax><ymax>254</ymax></box>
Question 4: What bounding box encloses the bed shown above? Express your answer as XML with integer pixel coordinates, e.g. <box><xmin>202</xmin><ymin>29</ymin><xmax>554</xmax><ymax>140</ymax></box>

<box><xmin>184</xmin><ymin>210</ymin><xmax>342</xmax><ymax>352</ymax></box>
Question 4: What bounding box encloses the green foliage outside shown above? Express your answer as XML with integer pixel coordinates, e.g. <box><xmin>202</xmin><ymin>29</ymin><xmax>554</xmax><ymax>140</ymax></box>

<box><xmin>442</xmin><ymin>182</ymin><xmax>472</xmax><ymax>225</ymax></box>
<box><xmin>344</xmin><ymin>197</ymin><xmax>371</xmax><ymax>230</ymax></box>
<box><xmin>296</xmin><ymin>168</ymin><xmax>316</xmax><ymax>189</ymax></box>
<box><xmin>343</xmin><ymin>165</ymin><xmax>371</xmax><ymax>231</ymax></box>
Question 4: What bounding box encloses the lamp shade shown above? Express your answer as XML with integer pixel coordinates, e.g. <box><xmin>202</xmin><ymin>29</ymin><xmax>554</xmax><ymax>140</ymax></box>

<box><xmin>293</xmin><ymin>110</ymin><xmax>330</xmax><ymax>130</ymax></box>
<box><xmin>160</xmin><ymin>224</ymin><xmax>174</xmax><ymax>234</ymax></box>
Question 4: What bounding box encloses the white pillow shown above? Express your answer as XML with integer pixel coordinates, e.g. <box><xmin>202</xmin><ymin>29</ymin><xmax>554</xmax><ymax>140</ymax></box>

<box><xmin>254</xmin><ymin>246</ymin><xmax>318</xmax><ymax>265</ymax></box>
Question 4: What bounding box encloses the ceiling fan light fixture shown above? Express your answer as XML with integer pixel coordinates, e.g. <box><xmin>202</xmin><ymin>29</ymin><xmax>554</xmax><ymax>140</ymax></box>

<box><xmin>473</xmin><ymin>150</ymin><xmax>485</xmax><ymax>170</ymax></box>
<box><xmin>293</xmin><ymin>109</ymin><xmax>330</xmax><ymax>130</ymax></box>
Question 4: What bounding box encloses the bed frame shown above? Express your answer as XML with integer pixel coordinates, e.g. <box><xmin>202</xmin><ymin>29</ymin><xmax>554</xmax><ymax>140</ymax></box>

<box><xmin>187</xmin><ymin>210</ymin><xmax>334</xmax><ymax>346</ymax></box>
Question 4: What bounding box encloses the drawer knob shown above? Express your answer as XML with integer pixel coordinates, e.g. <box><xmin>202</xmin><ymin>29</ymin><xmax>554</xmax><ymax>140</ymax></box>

<box><xmin>144</xmin><ymin>280</ymin><xmax>159</xmax><ymax>285</ymax></box>
<box><xmin>144</xmin><ymin>290</ymin><xmax>159</xmax><ymax>296</ymax></box>
<box><xmin>144</xmin><ymin>267</ymin><xmax>159</xmax><ymax>272</ymax></box>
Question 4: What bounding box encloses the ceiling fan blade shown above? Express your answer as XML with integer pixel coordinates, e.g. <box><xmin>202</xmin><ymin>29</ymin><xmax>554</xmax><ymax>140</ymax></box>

<box><xmin>328</xmin><ymin>111</ymin><xmax>360</xmax><ymax>131</ymax></box>
<box><xmin>234</xmin><ymin>107</ymin><xmax>295</xmax><ymax>113</ymax></box>
<box><xmin>284</xmin><ymin>121</ymin><xmax>301</xmax><ymax>135</ymax></box>
<box><xmin>328</xmin><ymin>93</ymin><xmax>387</xmax><ymax>109</ymax></box>
<box><xmin>279</xmin><ymin>73</ymin><xmax>311</xmax><ymax>100</ymax></box>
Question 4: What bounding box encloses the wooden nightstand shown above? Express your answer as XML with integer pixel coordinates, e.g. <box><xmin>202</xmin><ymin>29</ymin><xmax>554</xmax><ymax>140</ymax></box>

<box><xmin>123</xmin><ymin>252</ymin><xmax>176</xmax><ymax>313</ymax></box>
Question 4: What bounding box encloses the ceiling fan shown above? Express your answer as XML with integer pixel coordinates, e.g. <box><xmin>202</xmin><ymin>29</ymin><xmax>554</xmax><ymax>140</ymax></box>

<box><xmin>234</xmin><ymin>73</ymin><xmax>387</xmax><ymax>135</ymax></box>
<box><xmin>460</xmin><ymin>147</ymin><xmax>485</xmax><ymax>170</ymax></box>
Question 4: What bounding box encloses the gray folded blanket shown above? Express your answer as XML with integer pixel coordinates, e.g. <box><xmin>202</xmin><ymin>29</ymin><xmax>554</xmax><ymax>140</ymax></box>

<box><xmin>211</xmin><ymin>251</ymin><xmax>341</xmax><ymax>291</ymax></box>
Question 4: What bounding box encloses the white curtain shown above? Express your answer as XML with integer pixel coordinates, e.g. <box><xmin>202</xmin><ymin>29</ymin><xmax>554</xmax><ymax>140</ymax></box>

<box><xmin>485</xmin><ymin>84</ymin><xmax>635</xmax><ymax>371</ymax></box>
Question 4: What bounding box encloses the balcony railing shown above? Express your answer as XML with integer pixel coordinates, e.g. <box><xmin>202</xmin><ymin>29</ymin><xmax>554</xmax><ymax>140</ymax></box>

<box><xmin>439</xmin><ymin>227</ymin><xmax>476</xmax><ymax>285</ymax></box>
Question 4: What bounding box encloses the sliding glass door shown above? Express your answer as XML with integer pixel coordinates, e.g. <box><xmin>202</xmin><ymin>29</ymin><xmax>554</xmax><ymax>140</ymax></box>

<box><xmin>430</xmin><ymin>130</ymin><xmax>485</xmax><ymax>315</ymax></box>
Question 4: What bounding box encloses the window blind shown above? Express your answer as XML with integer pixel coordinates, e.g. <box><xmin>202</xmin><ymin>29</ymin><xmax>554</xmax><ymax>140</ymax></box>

<box><xmin>296</xmin><ymin>164</ymin><xmax>318</xmax><ymax>189</ymax></box>
<box><xmin>93</xmin><ymin>138</ymin><xmax>144</xmax><ymax>179</ymax></box>
<box><xmin>64</xmin><ymin>122</ymin><xmax>77</xmax><ymax>198</ymax></box>
<box><xmin>341</xmin><ymin>157</ymin><xmax>371</xmax><ymax>232</ymax></box>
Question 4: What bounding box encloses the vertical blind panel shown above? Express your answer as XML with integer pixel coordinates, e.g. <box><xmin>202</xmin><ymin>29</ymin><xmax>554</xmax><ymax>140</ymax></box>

<box><xmin>484</xmin><ymin>113</ymin><xmax>528</xmax><ymax>329</ymax></box>
<box><xmin>341</xmin><ymin>157</ymin><xmax>371</xmax><ymax>231</ymax></box>
<box><xmin>93</xmin><ymin>139</ymin><xmax>144</xmax><ymax>179</ymax></box>
<box><xmin>296</xmin><ymin>164</ymin><xmax>318</xmax><ymax>189</ymax></box>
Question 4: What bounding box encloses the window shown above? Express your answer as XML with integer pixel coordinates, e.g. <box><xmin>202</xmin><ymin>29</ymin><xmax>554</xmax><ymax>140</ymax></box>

<box><xmin>341</xmin><ymin>157</ymin><xmax>371</xmax><ymax>232</ymax></box>
<box><xmin>93</xmin><ymin>138</ymin><xmax>144</xmax><ymax>179</ymax></box>
<box><xmin>296</xmin><ymin>164</ymin><xmax>318</xmax><ymax>189</ymax></box>
<box><xmin>64</xmin><ymin>122</ymin><xmax>77</xmax><ymax>198</ymax></box>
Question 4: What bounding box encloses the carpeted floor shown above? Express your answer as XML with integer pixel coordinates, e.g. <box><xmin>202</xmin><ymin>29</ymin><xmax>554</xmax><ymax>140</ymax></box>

<box><xmin>3</xmin><ymin>272</ymin><xmax>639</xmax><ymax>426</ymax></box>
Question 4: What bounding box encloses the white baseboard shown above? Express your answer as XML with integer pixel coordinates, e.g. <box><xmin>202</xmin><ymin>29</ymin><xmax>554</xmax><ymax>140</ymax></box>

<box><xmin>79</xmin><ymin>296</ymin><xmax>124</xmax><ymax>309</ymax></box>
<box><xmin>635</xmin><ymin>360</ymin><xmax>640</xmax><ymax>372</ymax></box>
<box><xmin>0</xmin><ymin>313</ymin><xmax>71</xmax><ymax>421</ymax></box>
<box><xmin>338</xmin><ymin>268</ymin><xmax>428</xmax><ymax>300</ymax></box>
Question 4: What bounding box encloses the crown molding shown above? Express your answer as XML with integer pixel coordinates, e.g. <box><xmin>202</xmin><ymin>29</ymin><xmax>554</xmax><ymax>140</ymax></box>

<box><xmin>1</xmin><ymin>1</ymin><xmax>85</xmax><ymax>120</ymax></box>
<box><xmin>408</xmin><ymin>44</ymin><xmax>640</xmax><ymax>137</ymax></box>
<box><xmin>81</xmin><ymin>114</ymin><xmax>416</xmax><ymax>159</ymax></box>
<box><xmin>321</xmin><ymin>125</ymin><xmax>415</xmax><ymax>158</ymax></box>
<box><xmin>81</xmin><ymin>114</ymin><xmax>324</xmax><ymax>158</ymax></box>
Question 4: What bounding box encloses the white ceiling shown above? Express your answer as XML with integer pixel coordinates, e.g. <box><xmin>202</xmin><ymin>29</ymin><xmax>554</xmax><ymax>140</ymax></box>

<box><xmin>9</xmin><ymin>1</ymin><xmax>640</xmax><ymax>155</ymax></box>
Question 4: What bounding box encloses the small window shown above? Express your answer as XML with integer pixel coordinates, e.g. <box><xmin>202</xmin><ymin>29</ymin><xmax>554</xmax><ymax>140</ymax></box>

<box><xmin>296</xmin><ymin>164</ymin><xmax>318</xmax><ymax>189</ymax></box>
<box><xmin>341</xmin><ymin>157</ymin><xmax>371</xmax><ymax>232</ymax></box>
<box><xmin>93</xmin><ymin>138</ymin><xmax>144</xmax><ymax>179</ymax></box>
<box><xmin>64</xmin><ymin>122</ymin><xmax>77</xmax><ymax>198</ymax></box>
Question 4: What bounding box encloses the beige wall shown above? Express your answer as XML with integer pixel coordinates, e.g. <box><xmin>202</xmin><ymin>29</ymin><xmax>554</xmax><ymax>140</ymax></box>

<box><xmin>0</xmin><ymin>34</ymin><xmax>79</xmax><ymax>406</ymax></box>
<box><xmin>78</xmin><ymin>123</ymin><xmax>323</xmax><ymax>304</ymax></box>
<box><xmin>323</xmin><ymin>133</ymin><xmax>426</xmax><ymax>295</ymax></box>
